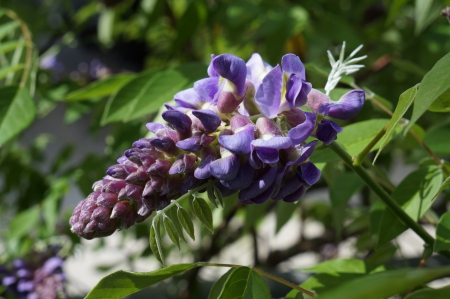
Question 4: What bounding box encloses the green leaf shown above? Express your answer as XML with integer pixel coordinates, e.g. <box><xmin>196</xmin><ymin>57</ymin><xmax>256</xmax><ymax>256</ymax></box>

<box><xmin>374</xmin><ymin>85</ymin><xmax>418</xmax><ymax>163</ymax></box>
<box><xmin>149</xmin><ymin>218</ymin><xmax>164</xmax><ymax>265</ymax></box>
<box><xmin>42</xmin><ymin>177</ymin><xmax>70</xmax><ymax>235</ymax></box>
<box><xmin>423</xmin><ymin>123</ymin><xmax>450</xmax><ymax>154</ymax></box>
<box><xmin>434</xmin><ymin>211</ymin><xmax>450</xmax><ymax>252</ymax></box>
<box><xmin>85</xmin><ymin>263</ymin><xmax>200</xmax><ymax>299</ymax></box>
<box><xmin>428</xmin><ymin>89</ymin><xmax>450</xmax><ymax>112</ymax></box>
<box><xmin>0</xmin><ymin>64</ymin><xmax>25</xmax><ymax>80</ymax></box>
<box><xmin>432</xmin><ymin>176</ymin><xmax>450</xmax><ymax>201</ymax></box>
<box><xmin>101</xmin><ymin>64</ymin><xmax>206</xmax><ymax>124</ymax></box>
<box><xmin>0</xmin><ymin>41</ymin><xmax>24</xmax><ymax>54</ymax></box>
<box><xmin>377</xmin><ymin>166</ymin><xmax>443</xmax><ymax>248</ymax></box>
<box><xmin>414</xmin><ymin>0</ymin><xmax>441</xmax><ymax>35</ymax></box>
<box><xmin>407</xmin><ymin>52</ymin><xmax>450</xmax><ymax>131</ymax></box>
<box><xmin>178</xmin><ymin>206</ymin><xmax>195</xmax><ymax>240</ymax></box>
<box><xmin>166</xmin><ymin>206</ymin><xmax>187</xmax><ymax>243</ymax></box>
<box><xmin>65</xmin><ymin>74</ymin><xmax>135</xmax><ymax>101</ymax></box>
<box><xmin>404</xmin><ymin>285</ymin><xmax>450</xmax><ymax>299</ymax></box>
<box><xmin>192</xmin><ymin>196</ymin><xmax>213</xmax><ymax>233</ymax></box>
<box><xmin>163</xmin><ymin>214</ymin><xmax>180</xmax><ymax>249</ymax></box>
<box><xmin>98</xmin><ymin>7</ymin><xmax>115</xmax><ymax>46</ymax></box>
<box><xmin>318</xmin><ymin>266</ymin><xmax>450</xmax><ymax>299</ymax></box>
<box><xmin>329</xmin><ymin>172</ymin><xmax>364</xmax><ymax>236</ymax></box>
<box><xmin>275</xmin><ymin>201</ymin><xmax>298</xmax><ymax>234</ymax></box>
<box><xmin>0</xmin><ymin>21</ymin><xmax>19</xmax><ymax>40</ymax></box>
<box><xmin>0</xmin><ymin>86</ymin><xmax>36</xmax><ymax>146</ymax></box>
<box><xmin>217</xmin><ymin>267</ymin><xmax>271</xmax><ymax>299</ymax></box>
<box><xmin>208</xmin><ymin>268</ymin><xmax>234</xmax><ymax>299</ymax></box>
<box><xmin>338</xmin><ymin>119</ymin><xmax>391</xmax><ymax>156</ymax></box>
<box><xmin>8</xmin><ymin>205</ymin><xmax>40</xmax><ymax>239</ymax></box>
<box><xmin>213</xmin><ymin>186</ymin><xmax>224</xmax><ymax>207</ymax></box>
<box><xmin>386</xmin><ymin>0</ymin><xmax>411</xmax><ymax>25</ymax></box>
<box><xmin>303</xmin><ymin>258</ymin><xmax>367</xmax><ymax>275</ymax></box>
<box><xmin>207</xmin><ymin>185</ymin><xmax>218</xmax><ymax>208</ymax></box>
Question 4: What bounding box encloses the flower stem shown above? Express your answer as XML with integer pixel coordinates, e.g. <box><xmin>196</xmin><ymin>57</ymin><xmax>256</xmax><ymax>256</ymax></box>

<box><xmin>328</xmin><ymin>141</ymin><xmax>450</xmax><ymax>260</ymax></box>
<box><xmin>197</xmin><ymin>262</ymin><xmax>317</xmax><ymax>297</ymax></box>
<box><xmin>353</xmin><ymin>124</ymin><xmax>387</xmax><ymax>166</ymax></box>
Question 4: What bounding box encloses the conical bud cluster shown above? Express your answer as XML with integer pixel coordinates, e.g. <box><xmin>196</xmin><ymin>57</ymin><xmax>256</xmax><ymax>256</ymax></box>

<box><xmin>70</xmin><ymin>53</ymin><xmax>365</xmax><ymax>239</ymax></box>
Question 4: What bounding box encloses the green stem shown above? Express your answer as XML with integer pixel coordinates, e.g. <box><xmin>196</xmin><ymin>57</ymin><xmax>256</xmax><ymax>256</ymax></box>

<box><xmin>197</xmin><ymin>262</ymin><xmax>316</xmax><ymax>297</ymax></box>
<box><xmin>353</xmin><ymin>124</ymin><xmax>387</xmax><ymax>166</ymax></box>
<box><xmin>328</xmin><ymin>141</ymin><xmax>450</xmax><ymax>260</ymax></box>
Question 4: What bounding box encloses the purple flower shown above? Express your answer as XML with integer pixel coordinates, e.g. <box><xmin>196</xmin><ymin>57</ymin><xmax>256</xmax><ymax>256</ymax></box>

<box><xmin>255</xmin><ymin>54</ymin><xmax>312</xmax><ymax>118</ymax></box>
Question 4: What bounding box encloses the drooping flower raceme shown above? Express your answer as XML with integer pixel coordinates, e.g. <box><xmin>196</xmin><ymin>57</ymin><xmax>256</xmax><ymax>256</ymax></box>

<box><xmin>70</xmin><ymin>52</ymin><xmax>365</xmax><ymax>240</ymax></box>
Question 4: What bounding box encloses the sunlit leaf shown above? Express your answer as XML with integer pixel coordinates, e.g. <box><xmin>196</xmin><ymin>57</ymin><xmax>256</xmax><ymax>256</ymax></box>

<box><xmin>0</xmin><ymin>21</ymin><xmax>19</xmax><ymax>40</ymax></box>
<box><xmin>404</xmin><ymin>284</ymin><xmax>450</xmax><ymax>299</ymax></box>
<box><xmin>0</xmin><ymin>64</ymin><xmax>24</xmax><ymax>80</ymax></box>
<box><xmin>65</xmin><ymin>74</ymin><xmax>135</xmax><ymax>101</ymax></box>
<box><xmin>407</xmin><ymin>52</ymin><xmax>450</xmax><ymax>131</ymax></box>
<box><xmin>374</xmin><ymin>85</ymin><xmax>418</xmax><ymax>163</ymax></box>
<box><xmin>7</xmin><ymin>205</ymin><xmax>40</xmax><ymax>239</ymax></box>
<box><xmin>150</xmin><ymin>218</ymin><xmax>164</xmax><ymax>265</ymax></box>
<box><xmin>85</xmin><ymin>263</ymin><xmax>200</xmax><ymax>299</ymax></box>
<box><xmin>217</xmin><ymin>267</ymin><xmax>271</xmax><ymax>299</ymax></box>
<box><xmin>163</xmin><ymin>214</ymin><xmax>180</xmax><ymax>249</ymax></box>
<box><xmin>0</xmin><ymin>86</ymin><xmax>36</xmax><ymax>146</ymax></box>
<box><xmin>166</xmin><ymin>206</ymin><xmax>186</xmax><ymax>243</ymax></box>
<box><xmin>208</xmin><ymin>268</ymin><xmax>234</xmax><ymax>299</ymax></box>
<box><xmin>178</xmin><ymin>206</ymin><xmax>195</xmax><ymax>240</ymax></box>
<box><xmin>434</xmin><ymin>211</ymin><xmax>450</xmax><ymax>252</ymax></box>
<box><xmin>0</xmin><ymin>40</ymin><xmax>24</xmax><ymax>54</ymax></box>
<box><xmin>192</xmin><ymin>196</ymin><xmax>213</xmax><ymax>233</ymax></box>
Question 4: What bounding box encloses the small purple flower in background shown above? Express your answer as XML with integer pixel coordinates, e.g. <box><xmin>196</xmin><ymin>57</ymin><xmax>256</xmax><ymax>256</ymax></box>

<box><xmin>69</xmin><ymin>50</ymin><xmax>365</xmax><ymax>240</ymax></box>
<box><xmin>1</xmin><ymin>249</ymin><xmax>67</xmax><ymax>299</ymax></box>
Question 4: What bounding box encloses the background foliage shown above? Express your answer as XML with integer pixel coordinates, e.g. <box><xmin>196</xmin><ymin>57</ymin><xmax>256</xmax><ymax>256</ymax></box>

<box><xmin>1</xmin><ymin>0</ymin><xmax>450</xmax><ymax>298</ymax></box>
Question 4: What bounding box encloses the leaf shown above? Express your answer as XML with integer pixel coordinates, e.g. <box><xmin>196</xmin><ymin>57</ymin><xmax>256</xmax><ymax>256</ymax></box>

<box><xmin>423</xmin><ymin>123</ymin><xmax>450</xmax><ymax>154</ymax></box>
<box><xmin>0</xmin><ymin>64</ymin><xmax>25</xmax><ymax>80</ymax></box>
<box><xmin>0</xmin><ymin>41</ymin><xmax>24</xmax><ymax>54</ymax></box>
<box><xmin>404</xmin><ymin>284</ymin><xmax>450</xmax><ymax>299</ymax></box>
<box><xmin>208</xmin><ymin>268</ymin><xmax>234</xmax><ymax>299</ymax></box>
<box><xmin>407</xmin><ymin>52</ymin><xmax>450</xmax><ymax>131</ymax></box>
<box><xmin>98</xmin><ymin>7</ymin><xmax>115</xmax><ymax>46</ymax></box>
<box><xmin>0</xmin><ymin>21</ymin><xmax>19</xmax><ymax>40</ymax></box>
<box><xmin>434</xmin><ymin>211</ymin><xmax>450</xmax><ymax>252</ymax></box>
<box><xmin>386</xmin><ymin>0</ymin><xmax>411</xmax><ymax>25</ymax></box>
<box><xmin>303</xmin><ymin>258</ymin><xmax>367</xmax><ymax>275</ymax></box>
<box><xmin>338</xmin><ymin>119</ymin><xmax>391</xmax><ymax>156</ymax></box>
<box><xmin>163</xmin><ymin>214</ymin><xmax>180</xmax><ymax>249</ymax></box>
<box><xmin>414</xmin><ymin>0</ymin><xmax>441</xmax><ymax>35</ymax></box>
<box><xmin>65</xmin><ymin>74</ymin><xmax>135</xmax><ymax>101</ymax></box>
<box><xmin>149</xmin><ymin>218</ymin><xmax>164</xmax><ymax>265</ymax></box>
<box><xmin>217</xmin><ymin>267</ymin><xmax>271</xmax><ymax>299</ymax></box>
<box><xmin>85</xmin><ymin>263</ymin><xmax>200</xmax><ymax>299</ymax></box>
<box><xmin>7</xmin><ymin>206</ymin><xmax>40</xmax><ymax>239</ymax></box>
<box><xmin>374</xmin><ymin>85</ymin><xmax>418</xmax><ymax>163</ymax></box>
<box><xmin>207</xmin><ymin>185</ymin><xmax>218</xmax><ymax>208</ymax></box>
<box><xmin>42</xmin><ymin>177</ymin><xmax>70</xmax><ymax>235</ymax></box>
<box><xmin>377</xmin><ymin>166</ymin><xmax>443</xmax><ymax>248</ymax></box>
<box><xmin>166</xmin><ymin>206</ymin><xmax>187</xmax><ymax>243</ymax></box>
<box><xmin>432</xmin><ymin>176</ymin><xmax>450</xmax><ymax>201</ymax></box>
<box><xmin>329</xmin><ymin>172</ymin><xmax>364</xmax><ymax>236</ymax></box>
<box><xmin>178</xmin><ymin>206</ymin><xmax>195</xmax><ymax>240</ymax></box>
<box><xmin>101</xmin><ymin>63</ymin><xmax>206</xmax><ymax>125</ymax></box>
<box><xmin>318</xmin><ymin>266</ymin><xmax>450</xmax><ymax>299</ymax></box>
<box><xmin>0</xmin><ymin>86</ymin><xmax>36</xmax><ymax>146</ymax></box>
<box><xmin>428</xmin><ymin>89</ymin><xmax>450</xmax><ymax>112</ymax></box>
<box><xmin>213</xmin><ymin>186</ymin><xmax>224</xmax><ymax>207</ymax></box>
<box><xmin>192</xmin><ymin>196</ymin><xmax>213</xmax><ymax>233</ymax></box>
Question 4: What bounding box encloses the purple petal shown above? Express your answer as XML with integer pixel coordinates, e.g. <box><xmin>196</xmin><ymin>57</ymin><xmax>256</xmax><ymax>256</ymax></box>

<box><xmin>2</xmin><ymin>276</ymin><xmax>17</xmax><ymax>286</ymax></box>
<box><xmin>298</xmin><ymin>161</ymin><xmax>321</xmax><ymax>186</ymax></box>
<box><xmin>256</xmin><ymin>147</ymin><xmax>279</xmax><ymax>164</ymax></box>
<box><xmin>255</xmin><ymin>65</ymin><xmax>283</xmax><ymax>118</ymax></box>
<box><xmin>295</xmin><ymin>81</ymin><xmax>312</xmax><ymax>107</ymax></box>
<box><xmin>162</xmin><ymin>110</ymin><xmax>192</xmax><ymax>134</ymax></box>
<box><xmin>176</xmin><ymin>135</ymin><xmax>202</xmax><ymax>152</ymax></box>
<box><xmin>215</xmin><ymin>183</ymin><xmax>237</xmax><ymax>198</ymax></box>
<box><xmin>285</xmin><ymin>73</ymin><xmax>302</xmax><ymax>109</ymax></box>
<box><xmin>272</xmin><ymin>176</ymin><xmax>302</xmax><ymax>200</ymax></box>
<box><xmin>42</xmin><ymin>257</ymin><xmax>63</xmax><ymax>275</ymax></box>
<box><xmin>213</xmin><ymin>54</ymin><xmax>247</xmax><ymax>97</ymax></box>
<box><xmin>249</xmin><ymin>148</ymin><xmax>263</xmax><ymax>169</ymax></box>
<box><xmin>207</xmin><ymin>54</ymin><xmax>219</xmax><ymax>77</ymax></box>
<box><xmin>174</xmin><ymin>88</ymin><xmax>202</xmax><ymax>109</ymax></box>
<box><xmin>326</xmin><ymin>89</ymin><xmax>365</xmax><ymax>120</ymax></box>
<box><xmin>194</xmin><ymin>155</ymin><xmax>214</xmax><ymax>179</ymax></box>
<box><xmin>209</xmin><ymin>153</ymin><xmax>240</xmax><ymax>180</ymax></box>
<box><xmin>288</xmin><ymin>112</ymin><xmax>316</xmax><ymax>145</ymax></box>
<box><xmin>246</xmin><ymin>53</ymin><xmax>273</xmax><ymax>91</ymax></box>
<box><xmin>291</xmin><ymin>140</ymin><xmax>318</xmax><ymax>165</ymax></box>
<box><xmin>306</xmin><ymin>89</ymin><xmax>330</xmax><ymax>113</ymax></box>
<box><xmin>146</xmin><ymin>122</ymin><xmax>165</xmax><ymax>133</ymax></box>
<box><xmin>238</xmin><ymin>165</ymin><xmax>278</xmax><ymax>202</ymax></box>
<box><xmin>255</xmin><ymin>117</ymin><xmax>282</xmax><ymax>136</ymax></box>
<box><xmin>194</xmin><ymin>78</ymin><xmax>220</xmax><ymax>102</ymax></box>
<box><xmin>251</xmin><ymin>136</ymin><xmax>292</xmax><ymax>149</ymax></box>
<box><xmin>150</xmin><ymin>137</ymin><xmax>176</xmax><ymax>153</ymax></box>
<box><xmin>220</xmin><ymin>161</ymin><xmax>255</xmax><ymax>190</ymax></box>
<box><xmin>283</xmin><ymin>184</ymin><xmax>306</xmax><ymax>202</ymax></box>
<box><xmin>217</xmin><ymin>90</ymin><xmax>243</xmax><ymax>114</ymax></box>
<box><xmin>249</xmin><ymin>182</ymin><xmax>277</xmax><ymax>204</ymax></box>
<box><xmin>230</xmin><ymin>115</ymin><xmax>254</xmax><ymax>131</ymax></box>
<box><xmin>192</xmin><ymin>109</ymin><xmax>221</xmax><ymax>133</ymax></box>
<box><xmin>316</xmin><ymin>119</ymin><xmax>342</xmax><ymax>145</ymax></box>
<box><xmin>281</xmin><ymin>54</ymin><xmax>306</xmax><ymax>79</ymax></box>
<box><xmin>219</xmin><ymin>125</ymin><xmax>254</xmax><ymax>154</ymax></box>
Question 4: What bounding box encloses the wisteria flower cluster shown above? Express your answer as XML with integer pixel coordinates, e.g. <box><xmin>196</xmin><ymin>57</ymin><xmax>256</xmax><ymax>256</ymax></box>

<box><xmin>70</xmin><ymin>52</ymin><xmax>365</xmax><ymax>239</ymax></box>
<box><xmin>1</xmin><ymin>250</ymin><xmax>67</xmax><ymax>299</ymax></box>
